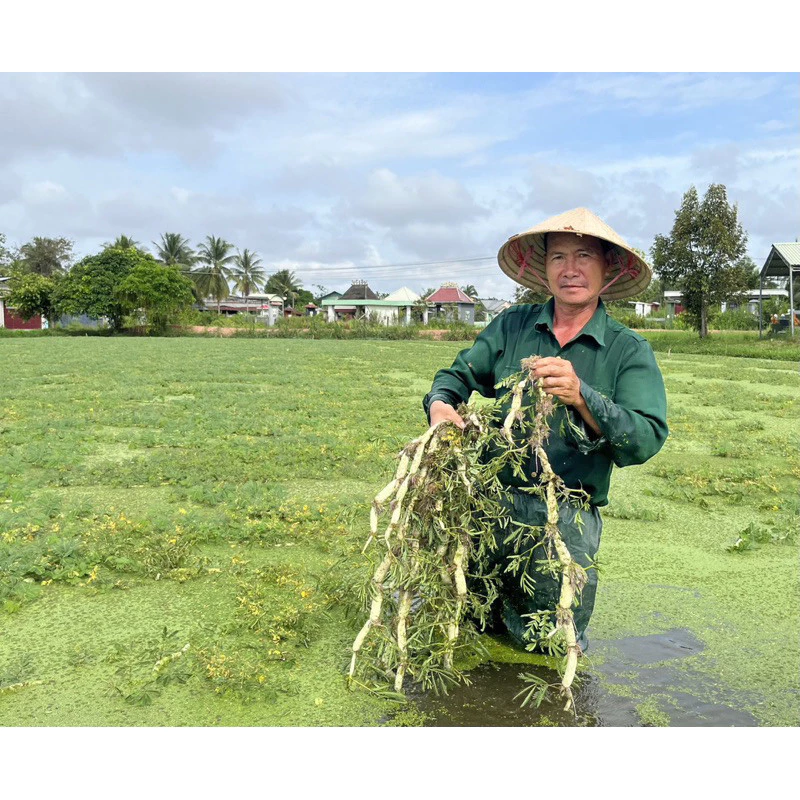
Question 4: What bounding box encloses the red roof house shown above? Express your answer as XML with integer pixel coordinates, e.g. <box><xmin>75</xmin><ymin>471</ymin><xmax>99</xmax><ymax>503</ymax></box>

<box><xmin>425</xmin><ymin>283</ymin><xmax>475</xmax><ymax>324</ymax></box>
<box><xmin>426</xmin><ymin>285</ymin><xmax>475</xmax><ymax>304</ymax></box>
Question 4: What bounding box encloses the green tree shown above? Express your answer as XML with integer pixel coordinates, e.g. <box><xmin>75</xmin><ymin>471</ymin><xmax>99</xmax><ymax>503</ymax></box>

<box><xmin>460</xmin><ymin>284</ymin><xmax>478</xmax><ymax>300</ymax></box>
<box><xmin>116</xmin><ymin>262</ymin><xmax>195</xmax><ymax>334</ymax></box>
<box><xmin>53</xmin><ymin>247</ymin><xmax>153</xmax><ymax>331</ymax></box>
<box><xmin>296</xmin><ymin>288</ymin><xmax>315</xmax><ymax>309</ymax></box>
<box><xmin>105</xmin><ymin>235</ymin><xmax>143</xmax><ymax>251</ymax></box>
<box><xmin>265</xmin><ymin>269</ymin><xmax>303</xmax><ymax>309</ymax></box>
<box><xmin>733</xmin><ymin>255</ymin><xmax>761</xmax><ymax>290</ymax></box>
<box><xmin>17</xmin><ymin>236</ymin><xmax>74</xmax><ymax>276</ymax></box>
<box><xmin>312</xmin><ymin>283</ymin><xmax>330</xmax><ymax>304</ymax></box>
<box><xmin>0</xmin><ymin>233</ymin><xmax>17</xmax><ymax>271</ymax></box>
<box><xmin>152</xmin><ymin>232</ymin><xmax>196</xmax><ymax>270</ymax></box>
<box><xmin>513</xmin><ymin>285</ymin><xmax>550</xmax><ymax>305</ymax></box>
<box><xmin>194</xmin><ymin>235</ymin><xmax>236</xmax><ymax>312</ymax></box>
<box><xmin>6</xmin><ymin>272</ymin><xmax>59</xmax><ymax>325</ymax></box>
<box><xmin>153</xmin><ymin>232</ymin><xmax>199</xmax><ymax>301</ymax></box>
<box><xmin>231</xmin><ymin>249</ymin><xmax>266</xmax><ymax>311</ymax></box>
<box><xmin>652</xmin><ymin>184</ymin><xmax>748</xmax><ymax>338</ymax></box>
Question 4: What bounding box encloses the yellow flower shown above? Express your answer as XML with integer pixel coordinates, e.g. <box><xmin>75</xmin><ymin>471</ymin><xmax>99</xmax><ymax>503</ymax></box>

<box><xmin>178</xmin><ymin>508</ymin><xmax>187</xmax><ymax>515</ymax></box>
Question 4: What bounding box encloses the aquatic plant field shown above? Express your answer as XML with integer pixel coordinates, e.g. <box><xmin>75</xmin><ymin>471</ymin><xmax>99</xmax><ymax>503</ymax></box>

<box><xmin>1</xmin><ymin>337</ymin><xmax>798</xmax><ymax>726</ymax></box>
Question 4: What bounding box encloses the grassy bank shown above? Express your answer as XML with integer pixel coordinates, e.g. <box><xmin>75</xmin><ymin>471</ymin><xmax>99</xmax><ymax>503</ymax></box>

<box><xmin>5</xmin><ymin>317</ymin><xmax>799</xmax><ymax>360</ymax></box>
<box><xmin>639</xmin><ymin>329</ymin><xmax>800</xmax><ymax>361</ymax></box>
<box><xmin>0</xmin><ymin>338</ymin><xmax>798</xmax><ymax>725</ymax></box>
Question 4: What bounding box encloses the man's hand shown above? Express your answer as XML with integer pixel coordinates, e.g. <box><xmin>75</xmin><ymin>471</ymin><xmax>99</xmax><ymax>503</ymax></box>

<box><xmin>530</xmin><ymin>356</ymin><xmax>601</xmax><ymax>436</ymax></box>
<box><xmin>530</xmin><ymin>356</ymin><xmax>583</xmax><ymax>406</ymax></box>
<box><xmin>429</xmin><ymin>400</ymin><xmax>465</xmax><ymax>430</ymax></box>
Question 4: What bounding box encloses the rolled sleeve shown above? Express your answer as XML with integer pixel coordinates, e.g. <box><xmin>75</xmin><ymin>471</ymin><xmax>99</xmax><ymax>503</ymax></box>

<box><xmin>422</xmin><ymin>312</ymin><xmax>507</xmax><ymax>421</ymax></box>
<box><xmin>579</xmin><ymin>340</ymin><xmax>668</xmax><ymax>468</ymax></box>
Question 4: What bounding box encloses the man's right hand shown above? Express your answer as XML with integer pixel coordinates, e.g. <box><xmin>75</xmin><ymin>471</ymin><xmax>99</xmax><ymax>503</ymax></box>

<box><xmin>429</xmin><ymin>400</ymin><xmax>465</xmax><ymax>430</ymax></box>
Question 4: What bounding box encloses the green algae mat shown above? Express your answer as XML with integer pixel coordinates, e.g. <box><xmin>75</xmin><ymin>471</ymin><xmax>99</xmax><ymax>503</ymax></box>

<box><xmin>1</xmin><ymin>338</ymin><xmax>798</xmax><ymax>726</ymax></box>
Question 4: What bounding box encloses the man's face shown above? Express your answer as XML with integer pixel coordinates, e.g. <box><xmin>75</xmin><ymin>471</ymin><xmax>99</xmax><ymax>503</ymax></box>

<box><xmin>545</xmin><ymin>232</ymin><xmax>610</xmax><ymax>309</ymax></box>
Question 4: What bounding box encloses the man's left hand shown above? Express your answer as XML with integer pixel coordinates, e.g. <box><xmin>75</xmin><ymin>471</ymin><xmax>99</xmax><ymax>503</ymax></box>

<box><xmin>530</xmin><ymin>356</ymin><xmax>583</xmax><ymax>407</ymax></box>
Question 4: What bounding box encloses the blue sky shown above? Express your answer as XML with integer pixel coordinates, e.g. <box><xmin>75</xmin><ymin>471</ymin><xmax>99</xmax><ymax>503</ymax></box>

<box><xmin>1</xmin><ymin>71</ymin><xmax>797</xmax><ymax>299</ymax></box>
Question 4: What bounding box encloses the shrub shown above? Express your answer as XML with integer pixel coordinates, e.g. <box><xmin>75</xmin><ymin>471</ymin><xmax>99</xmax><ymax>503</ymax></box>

<box><xmin>714</xmin><ymin>309</ymin><xmax>759</xmax><ymax>331</ymax></box>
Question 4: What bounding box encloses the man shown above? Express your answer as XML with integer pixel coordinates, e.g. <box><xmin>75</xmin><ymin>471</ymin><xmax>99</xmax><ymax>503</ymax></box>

<box><xmin>423</xmin><ymin>207</ymin><xmax>668</xmax><ymax>651</ymax></box>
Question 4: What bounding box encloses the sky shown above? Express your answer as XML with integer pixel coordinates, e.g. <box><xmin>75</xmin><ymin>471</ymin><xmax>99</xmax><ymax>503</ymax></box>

<box><xmin>1</xmin><ymin>70</ymin><xmax>797</xmax><ymax>300</ymax></box>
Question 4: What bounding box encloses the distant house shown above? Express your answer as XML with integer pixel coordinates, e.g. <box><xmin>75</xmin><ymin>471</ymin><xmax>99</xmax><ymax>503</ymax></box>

<box><xmin>305</xmin><ymin>303</ymin><xmax>320</xmax><ymax>316</ymax></box>
<box><xmin>426</xmin><ymin>283</ymin><xmax>475</xmax><ymax>324</ymax></box>
<box><xmin>663</xmin><ymin>289</ymin><xmax>789</xmax><ymax>318</ymax></box>
<box><xmin>383</xmin><ymin>286</ymin><xmax>421</xmax><ymax>325</ymax></box>
<box><xmin>629</xmin><ymin>301</ymin><xmax>660</xmax><ymax>317</ymax></box>
<box><xmin>0</xmin><ymin>276</ymin><xmax>43</xmax><ymax>330</ymax></box>
<box><xmin>321</xmin><ymin>281</ymin><xmax>417</xmax><ymax>325</ymax></box>
<box><xmin>215</xmin><ymin>293</ymin><xmax>284</xmax><ymax>325</ymax></box>
<box><xmin>476</xmin><ymin>297</ymin><xmax>511</xmax><ymax>323</ymax></box>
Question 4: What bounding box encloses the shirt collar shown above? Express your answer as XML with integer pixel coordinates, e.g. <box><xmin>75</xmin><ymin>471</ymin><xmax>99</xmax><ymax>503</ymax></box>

<box><xmin>534</xmin><ymin>297</ymin><xmax>607</xmax><ymax>347</ymax></box>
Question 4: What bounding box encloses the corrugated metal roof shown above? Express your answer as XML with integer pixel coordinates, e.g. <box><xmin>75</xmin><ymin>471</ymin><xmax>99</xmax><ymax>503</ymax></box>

<box><xmin>477</xmin><ymin>297</ymin><xmax>511</xmax><ymax>314</ymax></box>
<box><xmin>762</xmin><ymin>243</ymin><xmax>800</xmax><ymax>278</ymax></box>
<box><xmin>773</xmin><ymin>243</ymin><xmax>800</xmax><ymax>266</ymax></box>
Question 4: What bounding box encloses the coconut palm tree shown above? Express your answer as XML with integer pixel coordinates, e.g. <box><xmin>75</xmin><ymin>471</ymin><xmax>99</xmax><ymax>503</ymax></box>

<box><xmin>231</xmin><ymin>249</ymin><xmax>265</xmax><ymax>313</ymax></box>
<box><xmin>153</xmin><ymin>233</ymin><xmax>199</xmax><ymax>300</ymax></box>
<box><xmin>153</xmin><ymin>233</ymin><xmax>196</xmax><ymax>270</ymax></box>
<box><xmin>106</xmin><ymin>234</ymin><xmax>142</xmax><ymax>251</ymax></box>
<box><xmin>17</xmin><ymin>236</ymin><xmax>74</xmax><ymax>276</ymax></box>
<box><xmin>461</xmin><ymin>284</ymin><xmax>479</xmax><ymax>300</ymax></box>
<box><xmin>265</xmin><ymin>269</ymin><xmax>303</xmax><ymax>311</ymax></box>
<box><xmin>194</xmin><ymin>235</ymin><xmax>236</xmax><ymax>312</ymax></box>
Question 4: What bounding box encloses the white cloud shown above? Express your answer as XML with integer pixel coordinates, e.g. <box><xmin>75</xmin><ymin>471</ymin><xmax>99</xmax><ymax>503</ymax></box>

<box><xmin>348</xmin><ymin>168</ymin><xmax>488</xmax><ymax>227</ymax></box>
<box><xmin>521</xmin><ymin>162</ymin><xmax>604</xmax><ymax>216</ymax></box>
<box><xmin>170</xmin><ymin>187</ymin><xmax>191</xmax><ymax>204</ymax></box>
<box><xmin>552</xmin><ymin>73</ymin><xmax>784</xmax><ymax>115</ymax></box>
<box><xmin>21</xmin><ymin>180</ymin><xmax>67</xmax><ymax>204</ymax></box>
<box><xmin>758</xmin><ymin>119</ymin><xmax>792</xmax><ymax>132</ymax></box>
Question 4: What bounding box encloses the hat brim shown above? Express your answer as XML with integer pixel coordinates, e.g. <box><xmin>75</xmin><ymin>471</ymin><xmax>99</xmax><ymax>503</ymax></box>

<box><xmin>497</xmin><ymin>226</ymin><xmax>652</xmax><ymax>302</ymax></box>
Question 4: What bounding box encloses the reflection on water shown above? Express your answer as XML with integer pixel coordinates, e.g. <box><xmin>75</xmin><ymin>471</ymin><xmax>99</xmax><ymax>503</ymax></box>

<box><xmin>412</xmin><ymin>629</ymin><xmax>759</xmax><ymax>727</ymax></box>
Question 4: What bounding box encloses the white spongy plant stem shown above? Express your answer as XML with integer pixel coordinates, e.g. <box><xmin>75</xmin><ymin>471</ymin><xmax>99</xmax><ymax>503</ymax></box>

<box><xmin>349</xmin><ymin>551</ymin><xmax>393</xmax><ymax>678</ymax></box>
<box><xmin>384</xmin><ymin>428</ymin><xmax>440</xmax><ymax>543</ymax></box>
<box><xmin>537</xmin><ymin>442</ymin><xmax>580</xmax><ymax>711</ymax></box>
<box><xmin>363</xmin><ymin>452</ymin><xmax>412</xmax><ymax>552</ymax></box>
<box><xmin>394</xmin><ymin>589</ymin><xmax>413</xmax><ymax>691</ymax></box>
<box><xmin>444</xmin><ymin>538</ymin><xmax>468</xmax><ymax>671</ymax></box>
<box><xmin>502</xmin><ymin>378</ymin><xmax>528</xmax><ymax>442</ymax></box>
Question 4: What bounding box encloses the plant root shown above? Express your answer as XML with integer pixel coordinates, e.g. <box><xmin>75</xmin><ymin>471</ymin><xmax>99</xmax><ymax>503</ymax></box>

<box><xmin>349</xmin><ymin>355</ymin><xmax>591</xmax><ymax>710</ymax></box>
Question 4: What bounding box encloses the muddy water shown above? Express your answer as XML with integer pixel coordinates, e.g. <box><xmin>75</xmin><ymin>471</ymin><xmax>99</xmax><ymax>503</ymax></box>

<box><xmin>414</xmin><ymin>629</ymin><xmax>759</xmax><ymax>727</ymax></box>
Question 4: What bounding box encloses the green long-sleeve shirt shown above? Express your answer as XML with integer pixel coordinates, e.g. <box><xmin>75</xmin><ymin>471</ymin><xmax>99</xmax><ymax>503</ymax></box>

<box><xmin>423</xmin><ymin>299</ymin><xmax>668</xmax><ymax>506</ymax></box>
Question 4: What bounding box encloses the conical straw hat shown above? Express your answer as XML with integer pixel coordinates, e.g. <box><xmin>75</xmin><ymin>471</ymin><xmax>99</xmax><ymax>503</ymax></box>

<box><xmin>497</xmin><ymin>207</ymin><xmax>652</xmax><ymax>301</ymax></box>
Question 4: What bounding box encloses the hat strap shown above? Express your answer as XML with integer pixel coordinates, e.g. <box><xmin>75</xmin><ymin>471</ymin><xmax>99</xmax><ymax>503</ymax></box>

<box><xmin>600</xmin><ymin>251</ymin><xmax>641</xmax><ymax>296</ymax></box>
<box><xmin>509</xmin><ymin>240</ymin><xmax>551</xmax><ymax>291</ymax></box>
